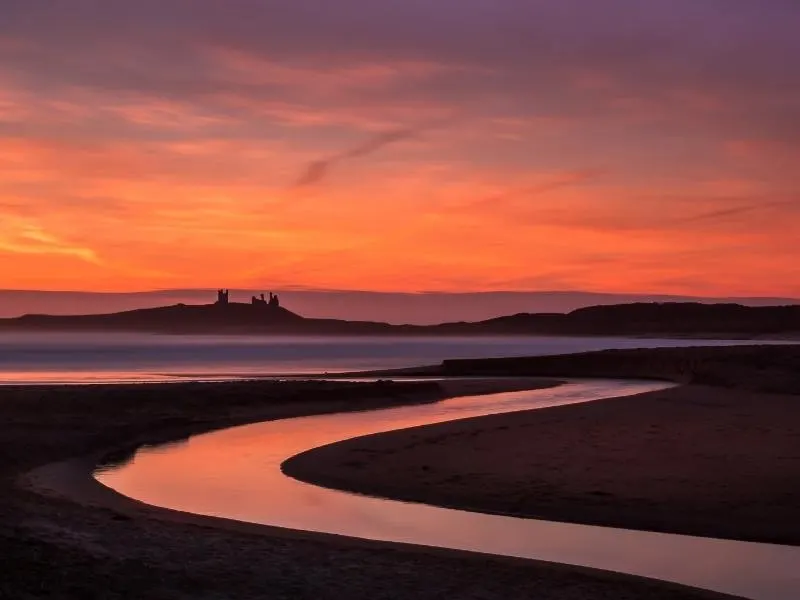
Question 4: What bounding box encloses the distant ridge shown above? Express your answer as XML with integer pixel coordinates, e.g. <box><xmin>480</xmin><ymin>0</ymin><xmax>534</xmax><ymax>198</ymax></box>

<box><xmin>9</xmin><ymin>301</ymin><xmax>304</xmax><ymax>334</ymax></box>
<box><xmin>0</xmin><ymin>300</ymin><xmax>798</xmax><ymax>338</ymax></box>
<box><xmin>0</xmin><ymin>289</ymin><xmax>798</xmax><ymax>324</ymax></box>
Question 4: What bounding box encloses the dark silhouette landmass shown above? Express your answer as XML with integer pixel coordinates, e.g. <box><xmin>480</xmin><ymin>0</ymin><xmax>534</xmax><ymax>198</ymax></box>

<box><xmin>1</xmin><ymin>289</ymin><xmax>797</xmax><ymax>324</ymax></box>
<box><xmin>0</xmin><ymin>290</ymin><xmax>798</xmax><ymax>337</ymax></box>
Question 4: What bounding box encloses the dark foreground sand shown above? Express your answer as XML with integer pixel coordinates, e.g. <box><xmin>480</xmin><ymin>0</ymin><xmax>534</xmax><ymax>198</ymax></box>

<box><xmin>285</xmin><ymin>345</ymin><xmax>800</xmax><ymax>547</ymax></box>
<box><xmin>1</xmin><ymin>376</ymin><xmax>737</xmax><ymax>600</ymax></box>
<box><xmin>285</xmin><ymin>384</ymin><xmax>800</xmax><ymax>545</ymax></box>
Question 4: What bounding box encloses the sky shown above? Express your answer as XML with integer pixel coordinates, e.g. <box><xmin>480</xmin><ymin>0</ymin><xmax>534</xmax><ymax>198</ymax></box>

<box><xmin>0</xmin><ymin>1</ymin><xmax>798</xmax><ymax>296</ymax></box>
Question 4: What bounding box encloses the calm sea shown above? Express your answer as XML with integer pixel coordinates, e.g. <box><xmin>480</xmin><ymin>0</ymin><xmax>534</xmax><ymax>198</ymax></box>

<box><xmin>0</xmin><ymin>332</ymin><xmax>769</xmax><ymax>384</ymax></box>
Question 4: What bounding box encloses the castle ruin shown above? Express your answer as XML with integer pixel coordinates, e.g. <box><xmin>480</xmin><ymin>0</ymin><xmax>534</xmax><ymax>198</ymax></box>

<box><xmin>214</xmin><ymin>289</ymin><xmax>280</xmax><ymax>308</ymax></box>
<box><xmin>251</xmin><ymin>292</ymin><xmax>280</xmax><ymax>307</ymax></box>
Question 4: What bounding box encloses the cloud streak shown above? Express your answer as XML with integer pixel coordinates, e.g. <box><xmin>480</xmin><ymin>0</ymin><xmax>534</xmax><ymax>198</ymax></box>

<box><xmin>675</xmin><ymin>199</ymin><xmax>799</xmax><ymax>224</ymax></box>
<box><xmin>292</xmin><ymin>125</ymin><xmax>431</xmax><ymax>188</ymax></box>
<box><xmin>0</xmin><ymin>221</ymin><xmax>101</xmax><ymax>264</ymax></box>
<box><xmin>464</xmin><ymin>169</ymin><xmax>603</xmax><ymax>211</ymax></box>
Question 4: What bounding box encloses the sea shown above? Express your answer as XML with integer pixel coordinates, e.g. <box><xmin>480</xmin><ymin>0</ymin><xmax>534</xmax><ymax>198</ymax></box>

<box><xmin>0</xmin><ymin>332</ymin><xmax>773</xmax><ymax>384</ymax></box>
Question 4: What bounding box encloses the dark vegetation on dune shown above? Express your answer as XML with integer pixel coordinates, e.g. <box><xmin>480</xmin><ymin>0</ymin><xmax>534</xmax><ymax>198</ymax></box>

<box><xmin>0</xmin><ymin>300</ymin><xmax>799</xmax><ymax>337</ymax></box>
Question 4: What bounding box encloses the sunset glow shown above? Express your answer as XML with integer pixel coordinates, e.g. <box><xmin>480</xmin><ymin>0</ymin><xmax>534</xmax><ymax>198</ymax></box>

<box><xmin>1</xmin><ymin>1</ymin><xmax>798</xmax><ymax>295</ymax></box>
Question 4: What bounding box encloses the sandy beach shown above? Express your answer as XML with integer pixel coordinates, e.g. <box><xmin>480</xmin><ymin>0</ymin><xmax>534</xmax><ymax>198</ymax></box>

<box><xmin>1</xmin><ymin>374</ymin><xmax>738</xmax><ymax>600</ymax></box>
<box><xmin>285</xmin><ymin>345</ymin><xmax>800</xmax><ymax>546</ymax></box>
<box><xmin>285</xmin><ymin>383</ymin><xmax>800</xmax><ymax>545</ymax></box>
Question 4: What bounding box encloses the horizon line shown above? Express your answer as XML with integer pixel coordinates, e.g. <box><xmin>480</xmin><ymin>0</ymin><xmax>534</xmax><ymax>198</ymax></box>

<box><xmin>0</xmin><ymin>288</ymin><xmax>798</xmax><ymax>300</ymax></box>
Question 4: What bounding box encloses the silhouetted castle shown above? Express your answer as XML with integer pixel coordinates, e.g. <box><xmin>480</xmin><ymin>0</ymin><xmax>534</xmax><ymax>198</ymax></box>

<box><xmin>251</xmin><ymin>292</ymin><xmax>280</xmax><ymax>307</ymax></box>
<box><xmin>215</xmin><ymin>289</ymin><xmax>280</xmax><ymax>308</ymax></box>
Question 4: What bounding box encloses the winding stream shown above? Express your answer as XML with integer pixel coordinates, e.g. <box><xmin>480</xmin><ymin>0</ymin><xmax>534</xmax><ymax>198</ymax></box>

<box><xmin>96</xmin><ymin>380</ymin><xmax>800</xmax><ymax>600</ymax></box>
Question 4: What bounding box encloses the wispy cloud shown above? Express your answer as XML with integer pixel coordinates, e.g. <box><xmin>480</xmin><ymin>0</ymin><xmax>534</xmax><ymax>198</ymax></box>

<box><xmin>0</xmin><ymin>220</ymin><xmax>100</xmax><ymax>264</ymax></box>
<box><xmin>292</xmin><ymin>124</ymin><xmax>441</xmax><ymax>188</ymax></box>
<box><xmin>463</xmin><ymin>169</ymin><xmax>603</xmax><ymax>211</ymax></box>
<box><xmin>675</xmin><ymin>199</ymin><xmax>799</xmax><ymax>224</ymax></box>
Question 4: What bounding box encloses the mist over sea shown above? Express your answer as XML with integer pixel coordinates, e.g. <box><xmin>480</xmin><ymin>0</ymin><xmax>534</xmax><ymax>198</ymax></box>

<box><xmin>0</xmin><ymin>332</ymin><xmax>770</xmax><ymax>384</ymax></box>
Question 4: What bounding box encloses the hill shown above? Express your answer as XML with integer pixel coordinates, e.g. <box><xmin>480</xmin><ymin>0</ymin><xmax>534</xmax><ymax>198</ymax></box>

<box><xmin>0</xmin><ymin>289</ymin><xmax>797</xmax><ymax>324</ymax></box>
<box><xmin>0</xmin><ymin>300</ymin><xmax>798</xmax><ymax>337</ymax></box>
<box><xmin>2</xmin><ymin>302</ymin><xmax>304</xmax><ymax>334</ymax></box>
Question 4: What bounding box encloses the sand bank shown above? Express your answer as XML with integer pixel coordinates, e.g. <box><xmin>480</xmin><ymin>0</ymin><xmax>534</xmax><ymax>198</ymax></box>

<box><xmin>1</xmin><ymin>375</ymin><xmax>736</xmax><ymax>599</ymax></box>
<box><xmin>285</xmin><ymin>347</ymin><xmax>800</xmax><ymax>546</ymax></box>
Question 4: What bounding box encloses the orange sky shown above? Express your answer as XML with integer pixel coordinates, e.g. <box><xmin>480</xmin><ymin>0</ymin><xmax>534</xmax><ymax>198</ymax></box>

<box><xmin>1</xmin><ymin>1</ymin><xmax>798</xmax><ymax>296</ymax></box>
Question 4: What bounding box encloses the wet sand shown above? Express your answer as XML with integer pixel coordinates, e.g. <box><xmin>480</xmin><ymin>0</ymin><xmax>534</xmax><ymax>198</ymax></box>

<box><xmin>285</xmin><ymin>384</ymin><xmax>800</xmax><ymax>545</ymax></box>
<box><xmin>285</xmin><ymin>345</ymin><xmax>800</xmax><ymax>546</ymax></box>
<box><xmin>1</xmin><ymin>375</ymin><xmax>735</xmax><ymax>600</ymax></box>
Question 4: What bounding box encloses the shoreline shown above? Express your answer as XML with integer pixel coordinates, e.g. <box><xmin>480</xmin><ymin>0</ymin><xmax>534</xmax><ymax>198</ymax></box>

<box><xmin>1</xmin><ymin>375</ymin><xmax>743</xmax><ymax>600</ymax></box>
<box><xmin>283</xmin><ymin>380</ymin><xmax>800</xmax><ymax>547</ymax></box>
<box><xmin>8</xmin><ymin>342</ymin><xmax>799</xmax><ymax>599</ymax></box>
<box><xmin>2</xmin><ymin>324</ymin><xmax>798</xmax><ymax>341</ymax></box>
<box><xmin>24</xmin><ymin>375</ymin><xmax>563</xmax><ymax>501</ymax></box>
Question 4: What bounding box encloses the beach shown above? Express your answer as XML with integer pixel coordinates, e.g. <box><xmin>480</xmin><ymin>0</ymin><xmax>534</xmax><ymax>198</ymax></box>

<box><xmin>285</xmin><ymin>384</ymin><xmax>800</xmax><ymax>545</ymax></box>
<box><xmin>1</xmin><ymin>375</ymin><xmax>739</xmax><ymax>600</ymax></box>
<box><xmin>285</xmin><ymin>345</ymin><xmax>800</xmax><ymax>546</ymax></box>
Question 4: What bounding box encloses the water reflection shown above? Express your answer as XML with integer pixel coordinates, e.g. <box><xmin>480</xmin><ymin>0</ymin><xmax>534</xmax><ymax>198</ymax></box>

<box><xmin>97</xmin><ymin>437</ymin><xmax>192</xmax><ymax>473</ymax></box>
<box><xmin>97</xmin><ymin>380</ymin><xmax>800</xmax><ymax>600</ymax></box>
